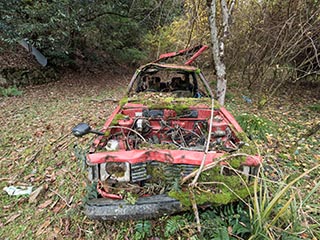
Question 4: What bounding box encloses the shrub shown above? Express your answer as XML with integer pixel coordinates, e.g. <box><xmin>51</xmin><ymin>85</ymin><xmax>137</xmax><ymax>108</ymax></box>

<box><xmin>0</xmin><ymin>86</ymin><xmax>22</xmax><ymax>97</ymax></box>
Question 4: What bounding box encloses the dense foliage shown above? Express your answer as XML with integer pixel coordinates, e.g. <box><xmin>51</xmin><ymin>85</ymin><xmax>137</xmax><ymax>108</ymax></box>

<box><xmin>149</xmin><ymin>0</ymin><xmax>320</xmax><ymax>93</ymax></box>
<box><xmin>2</xmin><ymin>0</ymin><xmax>319</xmax><ymax>88</ymax></box>
<box><xmin>0</xmin><ymin>0</ymin><xmax>183</xmax><ymax>66</ymax></box>
<box><xmin>228</xmin><ymin>0</ymin><xmax>320</xmax><ymax>100</ymax></box>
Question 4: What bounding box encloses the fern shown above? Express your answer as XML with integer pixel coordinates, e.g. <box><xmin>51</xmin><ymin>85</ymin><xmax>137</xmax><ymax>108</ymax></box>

<box><xmin>164</xmin><ymin>216</ymin><xmax>186</xmax><ymax>238</ymax></box>
<box><xmin>134</xmin><ymin>220</ymin><xmax>151</xmax><ymax>239</ymax></box>
<box><xmin>82</xmin><ymin>182</ymin><xmax>98</xmax><ymax>203</ymax></box>
<box><xmin>200</xmin><ymin>203</ymin><xmax>251</xmax><ymax>239</ymax></box>
<box><xmin>73</xmin><ymin>144</ymin><xmax>88</xmax><ymax>170</ymax></box>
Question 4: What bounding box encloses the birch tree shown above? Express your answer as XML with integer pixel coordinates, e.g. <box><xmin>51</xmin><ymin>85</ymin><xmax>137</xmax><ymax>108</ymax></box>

<box><xmin>208</xmin><ymin>0</ymin><xmax>235</xmax><ymax>106</ymax></box>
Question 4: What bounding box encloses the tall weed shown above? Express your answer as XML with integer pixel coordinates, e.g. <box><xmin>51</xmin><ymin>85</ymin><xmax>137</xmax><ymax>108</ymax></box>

<box><xmin>248</xmin><ymin>164</ymin><xmax>320</xmax><ymax>239</ymax></box>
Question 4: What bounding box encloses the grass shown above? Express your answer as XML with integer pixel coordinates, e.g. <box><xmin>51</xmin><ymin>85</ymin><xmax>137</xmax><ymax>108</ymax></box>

<box><xmin>0</xmin><ymin>71</ymin><xmax>319</xmax><ymax>239</ymax></box>
<box><xmin>308</xmin><ymin>103</ymin><xmax>320</xmax><ymax>112</ymax></box>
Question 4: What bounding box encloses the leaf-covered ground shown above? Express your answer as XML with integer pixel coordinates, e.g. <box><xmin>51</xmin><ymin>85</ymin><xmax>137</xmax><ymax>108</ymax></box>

<box><xmin>0</xmin><ymin>70</ymin><xmax>319</xmax><ymax>239</ymax></box>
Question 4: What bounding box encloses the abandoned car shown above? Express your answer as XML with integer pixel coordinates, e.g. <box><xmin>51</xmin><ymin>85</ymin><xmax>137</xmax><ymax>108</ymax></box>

<box><xmin>72</xmin><ymin>47</ymin><xmax>262</xmax><ymax>220</ymax></box>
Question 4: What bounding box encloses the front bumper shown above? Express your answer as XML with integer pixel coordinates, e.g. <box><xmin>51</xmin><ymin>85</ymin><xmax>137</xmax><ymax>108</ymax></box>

<box><xmin>84</xmin><ymin>194</ymin><xmax>183</xmax><ymax>221</ymax></box>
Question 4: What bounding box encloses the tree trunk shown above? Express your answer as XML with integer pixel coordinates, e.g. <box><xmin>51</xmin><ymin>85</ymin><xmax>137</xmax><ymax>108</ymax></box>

<box><xmin>208</xmin><ymin>0</ymin><xmax>233</xmax><ymax>106</ymax></box>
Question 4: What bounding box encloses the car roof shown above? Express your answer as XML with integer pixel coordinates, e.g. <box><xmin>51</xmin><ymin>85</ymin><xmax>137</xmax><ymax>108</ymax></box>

<box><xmin>139</xmin><ymin>63</ymin><xmax>199</xmax><ymax>73</ymax></box>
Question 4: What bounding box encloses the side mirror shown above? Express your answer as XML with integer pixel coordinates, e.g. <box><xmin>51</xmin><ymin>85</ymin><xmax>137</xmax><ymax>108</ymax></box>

<box><xmin>72</xmin><ymin>123</ymin><xmax>105</xmax><ymax>137</ymax></box>
<box><xmin>72</xmin><ymin>123</ymin><xmax>92</xmax><ymax>137</ymax></box>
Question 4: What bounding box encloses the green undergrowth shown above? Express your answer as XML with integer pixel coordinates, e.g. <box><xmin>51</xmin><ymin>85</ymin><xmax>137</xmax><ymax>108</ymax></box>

<box><xmin>236</xmin><ymin>113</ymin><xmax>276</xmax><ymax>141</ymax></box>
<box><xmin>0</xmin><ymin>86</ymin><xmax>23</xmax><ymax>97</ymax></box>
<box><xmin>101</xmin><ymin>203</ymin><xmax>252</xmax><ymax>240</ymax></box>
<box><xmin>308</xmin><ymin>103</ymin><xmax>320</xmax><ymax>112</ymax></box>
<box><xmin>248</xmin><ymin>164</ymin><xmax>320</xmax><ymax>239</ymax></box>
<box><xmin>169</xmin><ymin>183</ymin><xmax>254</xmax><ymax>208</ymax></box>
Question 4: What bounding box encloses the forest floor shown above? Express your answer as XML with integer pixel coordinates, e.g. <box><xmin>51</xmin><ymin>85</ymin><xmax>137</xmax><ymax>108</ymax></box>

<box><xmin>0</xmin><ymin>69</ymin><xmax>319</xmax><ymax>239</ymax></box>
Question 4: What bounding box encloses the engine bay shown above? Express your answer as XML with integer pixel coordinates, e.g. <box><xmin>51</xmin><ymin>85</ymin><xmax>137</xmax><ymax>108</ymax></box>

<box><xmin>96</xmin><ymin>100</ymin><xmax>242</xmax><ymax>154</ymax></box>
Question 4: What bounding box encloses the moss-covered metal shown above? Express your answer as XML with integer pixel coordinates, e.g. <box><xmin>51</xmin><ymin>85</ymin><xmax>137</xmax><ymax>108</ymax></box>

<box><xmin>128</xmin><ymin>93</ymin><xmax>218</xmax><ymax>115</ymax></box>
<box><xmin>168</xmin><ymin>183</ymin><xmax>254</xmax><ymax>207</ymax></box>
<box><xmin>119</xmin><ymin>97</ymin><xmax>129</xmax><ymax>107</ymax></box>
<box><xmin>110</xmin><ymin>113</ymin><xmax>127</xmax><ymax>126</ymax></box>
<box><xmin>168</xmin><ymin>156</ymin><xmax>256</xmax><ymax>208</ymax></box>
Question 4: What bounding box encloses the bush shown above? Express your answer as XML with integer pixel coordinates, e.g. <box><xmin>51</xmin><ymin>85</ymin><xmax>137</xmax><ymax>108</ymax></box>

<box><xmin>0</xmin><ymin>86</ymin><xmax>22</xmax><ymax>97</ymax></box>
<box><xmin>113</xmin><ymin>48</ymin><xmax>147</xmax><ymax>65</ymax></box>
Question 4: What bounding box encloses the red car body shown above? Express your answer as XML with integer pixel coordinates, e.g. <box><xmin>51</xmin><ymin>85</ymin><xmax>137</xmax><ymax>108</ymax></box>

<box><xmin>73</xmin><ymin>49</ymin><xmax>261</xmax><ymax>220</ymax></box>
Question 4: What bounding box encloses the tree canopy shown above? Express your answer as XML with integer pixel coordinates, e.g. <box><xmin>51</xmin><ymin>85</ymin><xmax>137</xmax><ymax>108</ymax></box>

<box><xmin>0</xmin><ymin>0</ymin><xmax>183</xmax><ymax>66</ymax></box>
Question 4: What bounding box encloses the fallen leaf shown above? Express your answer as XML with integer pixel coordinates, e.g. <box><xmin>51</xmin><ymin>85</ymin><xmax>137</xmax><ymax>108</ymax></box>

<box><xmin>34</xmin><ymin>130</ymin><xmax>44</xmax><ymax>137</ymax></box>
<box><xmin>23</xmin><ymin>174</ymin><xmax>35</xmax><ymax>181</ymax></box>
<box><xmin>53</xmin><ymin>201</ymin><xmax>66</xmax><ymax>213</ymax></box>
<box><xmin>29</xmin><ymin>185</ymin><xmax>46</xmax><ymax>204</ymax></box>
<box><xmin>50</xmin><ymin>199</ymin><xmax>59</xmax><ymax>209</ymax></box>
<box><xmin>300</xmin><ymin>233</ymin><xmax>309</xmax><ymax>239</ymax></box>
<box><xmin>63</xmin><ymin>218</ymin><xmax>71</xmax><ymax>235</ymax></box>
<box><xmin>5</xmin><ymin>213</ymin><xmax>21</xmax><ymax>225</ymax></box>
<box><xmin>3</xmin><ymin>204</ymin><xmax>15</xmax><ymax>209</ymax></box>
<box><xmin>38</xmin><ymin>199</ymin><xmax>53</xmax><ymax>209</ymax></box>
<box><xmin>54</xmin><ymin>226</ymin><xmax>60</xmax><ymax>235</ymax></box>
<box><xmin>36</xmin><ymin>219</ymin><xmax>52</xmax><ymax>236</ymax></box>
